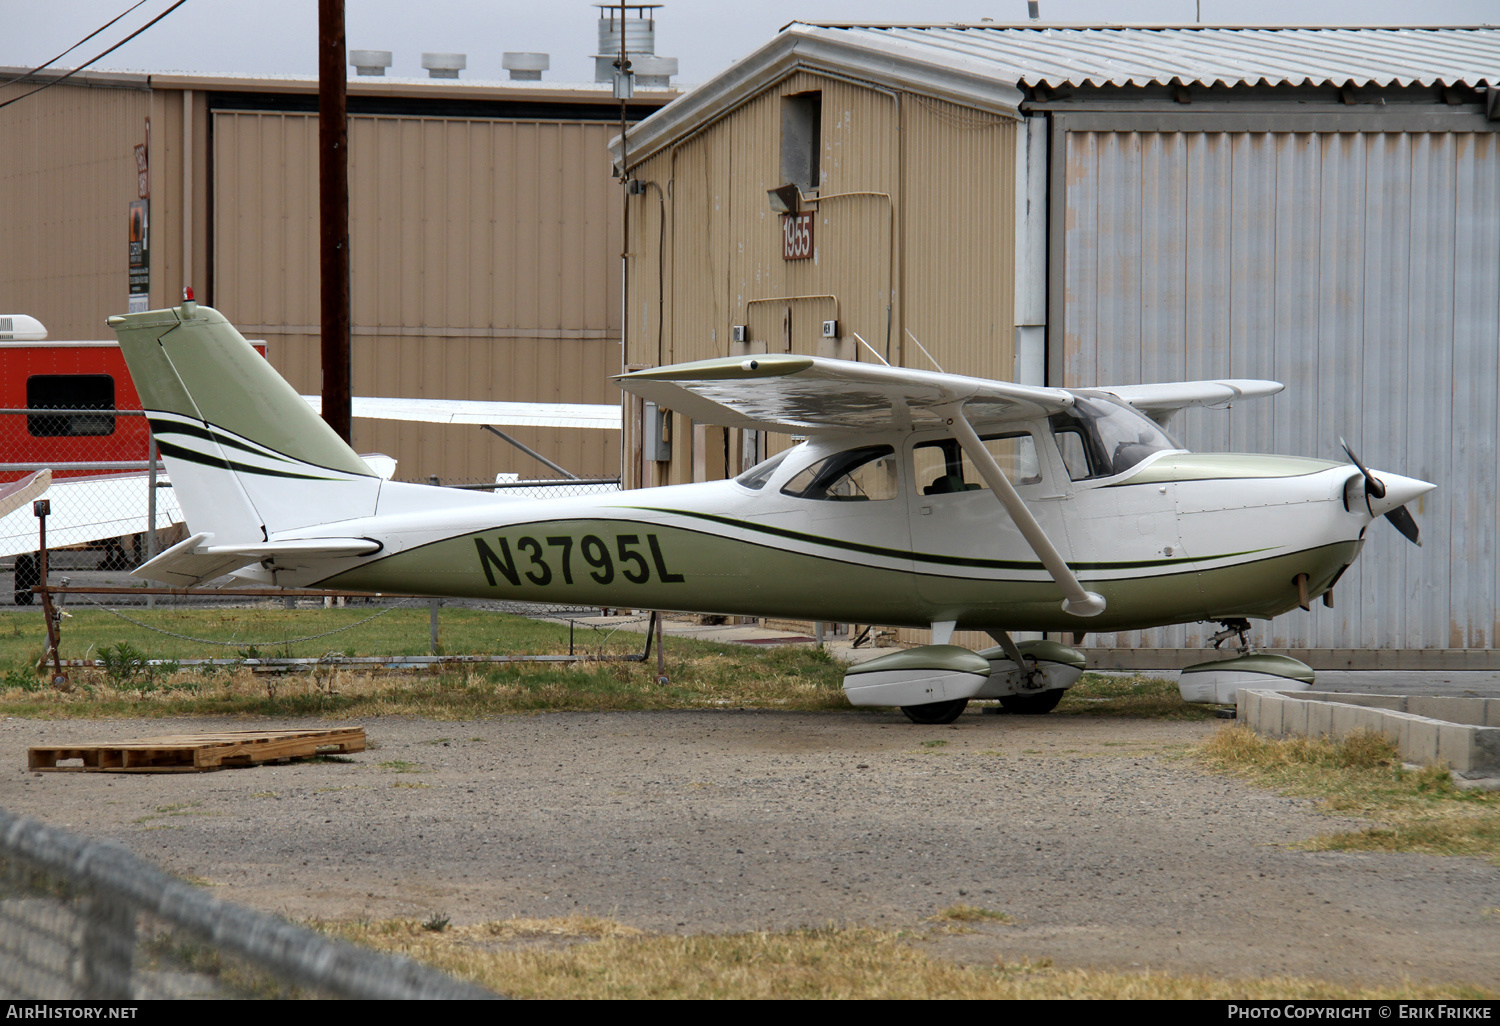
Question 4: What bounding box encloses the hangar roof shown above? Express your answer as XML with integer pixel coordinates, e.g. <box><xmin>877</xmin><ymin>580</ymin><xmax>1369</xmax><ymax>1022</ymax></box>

<box><xmin>791</xmin><ymin>24</ymin><xmax>1500</xmax><ymax>91</ymax></box>
<box><xmin>617</xmin><ymin>23</ymin><xmax>1500</xmax><ymax>168</ymax></box>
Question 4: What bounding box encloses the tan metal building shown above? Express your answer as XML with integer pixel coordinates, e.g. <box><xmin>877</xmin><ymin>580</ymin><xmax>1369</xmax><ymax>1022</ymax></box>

<box><xmin>0</xmin><ymin>68</ymin><xmax>676</xmax><ymax>483</ymax></box>
<box><xmin>615</xmin><ymin>23</ymin><xmax>1500</xmax><ymax>666</ymax></box>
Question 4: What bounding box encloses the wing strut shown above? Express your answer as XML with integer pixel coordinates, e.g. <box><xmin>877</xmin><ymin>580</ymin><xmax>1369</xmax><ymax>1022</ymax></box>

<box><xmin>941</xmin><ymin>404</ymin><xmax>1106</xmax><ymax>618</ymax></box>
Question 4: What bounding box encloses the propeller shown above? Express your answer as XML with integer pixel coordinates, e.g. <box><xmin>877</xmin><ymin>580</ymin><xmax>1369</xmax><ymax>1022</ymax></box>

<box><xmin>1339</xmin><ymin>437</ymin><xmax>1422</xmax><ymax>546</ymax></box>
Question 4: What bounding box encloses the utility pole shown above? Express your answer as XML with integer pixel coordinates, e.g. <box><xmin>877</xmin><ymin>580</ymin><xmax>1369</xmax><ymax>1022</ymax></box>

<box><xmin>318</xmin><ymin>0</ymin><xmax>352</xmax><ymax>443</ymax></box>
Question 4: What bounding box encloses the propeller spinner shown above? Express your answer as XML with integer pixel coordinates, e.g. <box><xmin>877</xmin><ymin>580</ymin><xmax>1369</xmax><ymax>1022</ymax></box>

<box><xmin>1339</xmin><ymin>437</ymin><xmax>1431</xmax><ymax>546</ymax></box>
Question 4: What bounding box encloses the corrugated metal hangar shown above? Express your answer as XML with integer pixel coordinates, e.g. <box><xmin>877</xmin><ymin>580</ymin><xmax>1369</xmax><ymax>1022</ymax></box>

<box><xmin>614</xmin><ymin>24</ymin><xmax>1500</xmax><ymax>667</ymax></box>
<box><xmin>0</xmin><ymin>66</ymin><xmax>675</xmax><ymax>484</ymax></box>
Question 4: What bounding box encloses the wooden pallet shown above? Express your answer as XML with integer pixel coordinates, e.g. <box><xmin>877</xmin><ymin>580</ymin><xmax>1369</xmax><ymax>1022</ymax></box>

<box><xmin>27</xmin><ymin>728</ymin><xmax>366</xmax><ymax>773</ymax></box>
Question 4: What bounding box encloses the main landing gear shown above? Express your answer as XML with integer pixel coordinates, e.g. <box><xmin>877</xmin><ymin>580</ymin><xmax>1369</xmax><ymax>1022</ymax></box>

<box><xmin>841</xmin><ymin>632</ymin><xmax>1088</xmax><ymax>724</ymax></box>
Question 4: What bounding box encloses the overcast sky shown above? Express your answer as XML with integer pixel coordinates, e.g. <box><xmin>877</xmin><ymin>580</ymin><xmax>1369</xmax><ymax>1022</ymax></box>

<box><xmin>3</xmin><ymin>1</ymin><xmax>1497</xmax><ymax>88</ymax></box>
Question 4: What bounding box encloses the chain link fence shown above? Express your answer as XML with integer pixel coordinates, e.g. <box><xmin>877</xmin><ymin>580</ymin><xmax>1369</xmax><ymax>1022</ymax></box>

<box><xmin>0</xmin><ymin>806</ymin><xmax>498</xmax><ymax>999</ymax></box>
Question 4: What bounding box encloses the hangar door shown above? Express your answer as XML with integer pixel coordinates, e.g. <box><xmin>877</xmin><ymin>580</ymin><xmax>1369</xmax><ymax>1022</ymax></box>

<box><xmin>1058</xmin><ymin>127</ymin><xmax>1500</xmax><ymax>664</ymax></box>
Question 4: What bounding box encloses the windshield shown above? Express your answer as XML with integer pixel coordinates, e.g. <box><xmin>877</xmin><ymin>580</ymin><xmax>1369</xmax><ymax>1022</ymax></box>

<box><xmin>734</xmin><ymin>449</ymin><xmax>789</xmax><ymax>490</ymax></box>
<box><xmin>1050</xmin><ymin>396</ymin><xmax>1182</xmax><ymax>480</ymax></box>
<box><xmin>779</xmin><ymin>445</ymin><xmax>898</xmax><ymax>501</ymax></box>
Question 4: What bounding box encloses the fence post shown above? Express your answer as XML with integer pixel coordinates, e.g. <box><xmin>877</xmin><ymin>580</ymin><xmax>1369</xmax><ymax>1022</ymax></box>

<box><xmin>78</xmin><ymin>891</ymin><xmax>135</xmax><ymax>999</ymax></box>
<box><xmin>146</xmin><ymin>432</ymin><xmax>158</xmax><ymax>610</ymax></box>
<box><xmin>429</xmin><ymin>597</ymin><xmax>441</xmax><ymax>654</ymax></box>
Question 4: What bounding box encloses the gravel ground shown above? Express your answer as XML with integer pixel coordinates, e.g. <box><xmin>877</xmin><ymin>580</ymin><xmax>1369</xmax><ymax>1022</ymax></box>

<box><xmin>2</xmin><ymin>709</ymin><xmax>1498</xmax><ymax>989</ymax></box>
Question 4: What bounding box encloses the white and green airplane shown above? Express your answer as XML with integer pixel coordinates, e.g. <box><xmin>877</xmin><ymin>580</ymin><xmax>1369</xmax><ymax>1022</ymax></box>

<box><xmin>107</xmin><ymin>301</ymin><xmax>1433</xmax><ymax>723</ymax></box>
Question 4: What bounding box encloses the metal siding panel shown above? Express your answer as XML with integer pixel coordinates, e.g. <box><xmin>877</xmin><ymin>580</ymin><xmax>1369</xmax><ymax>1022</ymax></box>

<box><xmin>902</xmin><ymin>97</ymin><xmax>1016</xmax><ymax>381</ymax></box>
<box><xmin>0</xmin><ymin>83</ymin><xmax>152</xmax><ymax>338</ymax></box>
<box><xmin>1451</xmin><ymin>133</ymin><xmax>1500</xmax><ymax>650</ymax></box>
<box><xmin>1405</xmin><ymin>132</ymin><xmax>1457</xmax><ymax>652</ymax></box>
<box><xmin>1063</xmin><ymin>130</ymin><xmax>1100</xmax><ymax>388</ymax></box>
<box><xmin>1065</xmin><ymin>126</ymin><xmax>1500</xmax><ymax>655</ymax></box>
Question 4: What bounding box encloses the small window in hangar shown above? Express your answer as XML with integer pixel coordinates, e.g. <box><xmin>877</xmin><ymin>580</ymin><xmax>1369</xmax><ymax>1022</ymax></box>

<box><xmin>781</xmin><ymin>92</ymin><xmax>822</xmax><ymax>193</ymax></box>
<box><xmin>26</xmin><ymin>375</ymin><xmax>116</xmax><ymax>437</ymax></box>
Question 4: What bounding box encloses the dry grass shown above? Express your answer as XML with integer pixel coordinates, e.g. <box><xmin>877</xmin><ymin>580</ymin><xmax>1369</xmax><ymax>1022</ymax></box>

<box><xmin>0</xmin><ymin>643</ymin><xmax>847</xmax><ymax>720</ymax></box>
<box><xmin>931</xmin><ymin>905</ymin><xmax>1013</xmax><ymax>924</ymax></box>
<box><xmin>322</xmin><ymin>917</ymin><xmax>1494</xmax><ymax>1000</ymax></box>
<box><xmin>1054</xmin><ymin>673</ymin><xmax>1215</xmax><ymax>719</ymax></box>
<box><xmin>1197</xmin><ymin>726</ymin><xmax>1500</xmax><ymax>862</ymax></box>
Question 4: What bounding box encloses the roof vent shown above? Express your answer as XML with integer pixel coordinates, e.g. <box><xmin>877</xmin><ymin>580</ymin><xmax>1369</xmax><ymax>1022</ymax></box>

<box><xmin>349</xmin><ymin>50</ymin><xmax>393</xmax><ymax>76</ymax></box>
<box><xmin>631</xmin><ymin>55</ymin><xmax>677</xmax><ymax>89</ymax></box>
<box><xmin>592</xmin><ymin>3</ymin><xmax>676</xmax><ymax>89</ymax></box>
<box><xmin>502</xmin><ymin>52</ymin><xmax>549</xmax><ymax>81</ymax></box>
<box><xmin>421</xmin><ymin>53</ymin><xmax>466</xmax><ymax>79</ymax></box>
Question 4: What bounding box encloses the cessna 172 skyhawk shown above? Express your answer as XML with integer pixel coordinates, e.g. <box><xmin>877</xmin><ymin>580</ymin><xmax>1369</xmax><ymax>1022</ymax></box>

<box><xmin>106</xmin><ymin>301</ymin><xmax>1433</xmax><ymax>723</ymax></box>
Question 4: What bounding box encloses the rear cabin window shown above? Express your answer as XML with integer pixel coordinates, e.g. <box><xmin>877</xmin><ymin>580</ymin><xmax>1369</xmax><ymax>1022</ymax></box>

<box><xmin>780</xmin><ymin>445</ymin><xmax>898</xmax><ymax>501</ymax></box>
<box><xmin>913</xmin><ymin>433</ymin><xmax>1041</xmax><ymax>495</ymax></box>
<box><xmin>26</xmin><ymin>375</ymin><xmax>116</xmax><ymax>437</ymax></box>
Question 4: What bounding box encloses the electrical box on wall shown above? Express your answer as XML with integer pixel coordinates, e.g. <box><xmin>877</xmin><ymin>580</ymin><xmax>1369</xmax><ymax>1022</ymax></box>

<box><xmin>643</xmin><ymin>401</ymin><xmax>672</xmax><ymax>462</ymax></box>
<box><xmin>731</xmin><ymin>325</ymin><xmax>748</xmax><ymax>343</ymax></box>
<box><xmin>822</xmin><ymin>319</ymin><xmax>838</xmax><ymax>338</ymax></box>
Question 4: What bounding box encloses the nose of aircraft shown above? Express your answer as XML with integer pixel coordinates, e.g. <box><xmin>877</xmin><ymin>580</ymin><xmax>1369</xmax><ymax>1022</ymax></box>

<box><xmin>1362</xmin><ymin>468</ymin><xmax>1435</xmax><ymax>520</ymax></box>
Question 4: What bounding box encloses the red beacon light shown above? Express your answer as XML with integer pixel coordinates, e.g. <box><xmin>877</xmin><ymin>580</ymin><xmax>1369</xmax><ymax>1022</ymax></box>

<box><xmin>183</xmin><ymin>285</ymin><xmax>195</xmax><ymax>302</ymax></box>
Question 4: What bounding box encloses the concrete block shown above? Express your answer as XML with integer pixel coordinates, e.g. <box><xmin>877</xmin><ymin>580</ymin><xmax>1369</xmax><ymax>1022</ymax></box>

<box><xmin>1387</xmin><ymin>714</ymin><xmax>1413</xmax><ymax>754</ymax></box>
<box><xmin>1248</xmin><ymin>690</ymin><xmax>1282</xmax><ymax>736</ymax></box>
<box><xmin>1330</xmin><ymin>702</ymin><xmax>1364</xmax><ymax>740</ymax></box>
<box><xmin>1409</xmin><ymin>696</ymin><xmax>1487</xmax><ymax>726</ymax></box>
<box><xmin>1355</xmin><ymin>706</ymin><xmax>1389</xmax><ymax>739</ymax></box>
<box><xmin>1471</xmin><ymin>728</ymin><xmax>1500</xmax><ymax>775</ymax></box>
<box><xmin>1484</xmin><ymin>699</ymin><xmax>1500</xmax><ymax>728</ymax></box>
<box><xmin>1306</xmin><ymin>700</ymin><xmax>1335</xmax><ymax>739</ymax></box>
<box><xmin>1303</xmin><ymin>692</ymin><xmax>1405</xmax><ymax>712</ymax></box>
<box><xmin>1406</xmin><ymin>718</ymin><xmax>1443</xmax><ymax>767</ymax></box>
<box><xmin>1238</xmin><ymin>689</ymin><xmax>1260</xmax><ymax>727</ymax></box>
<box><xmin>1281</xmin><ymin>699</ymin><xmax>1309</xmax><ymax>739</ymax></box>
<box><xmin>1438</xmin><ymin>723</ymin><xmax>1476</xmax><ymax>774</ymax></box>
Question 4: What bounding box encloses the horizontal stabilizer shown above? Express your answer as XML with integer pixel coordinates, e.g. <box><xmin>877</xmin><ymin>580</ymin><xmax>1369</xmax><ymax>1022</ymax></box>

<box><xmin>133</xmin><ymin>532</ymin><xmax>382</xmax><ymax>588</ymax></box>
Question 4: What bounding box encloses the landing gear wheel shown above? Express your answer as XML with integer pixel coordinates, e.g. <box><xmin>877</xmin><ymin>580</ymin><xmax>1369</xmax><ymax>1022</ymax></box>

<box><xmin>900</xmin><ymin>698</ymin><xmax>968</xmax><ymax>724</ymax></box>
<box><xmin>997</xmin><ymin>689</ymin><xmax>1064</xmax><ymax>715</ymax></box>
<box><xmin>12</xmin><ymin>553</ymin><xmax>38</xmax><ymax>606</ymax></box>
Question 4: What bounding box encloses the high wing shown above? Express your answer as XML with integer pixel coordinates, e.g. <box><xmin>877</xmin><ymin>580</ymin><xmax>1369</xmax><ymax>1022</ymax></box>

<box><xmin>1081</xmin><ymin>379</ymin><xmax>1283</xmax><ymax>427</ymax></box>
<box><xmin>0</xmin><ymin>471</ymin><xmax>181</xmax><ymax>561</ymax></box>
<box><xmin>615</xmin><ymin>355</ymin><xmax>1075</xmax><ymax>433</ymax></box>
<box><xmin>301</xmin><ymin>395</ymin><xmax>622</xmax><ymax>431</ymax></box>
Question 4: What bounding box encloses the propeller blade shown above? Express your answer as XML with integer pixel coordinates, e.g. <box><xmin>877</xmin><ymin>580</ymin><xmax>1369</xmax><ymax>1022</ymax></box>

<box><xmin>1384</xmin><ymin>505</ymin><xmax>1422</xmax><ymax>546</ymax></box>
<box><xmin>1338</xmin><ymin>437</ymin><xmax>1386</xmax><ymax>500</ymax></box>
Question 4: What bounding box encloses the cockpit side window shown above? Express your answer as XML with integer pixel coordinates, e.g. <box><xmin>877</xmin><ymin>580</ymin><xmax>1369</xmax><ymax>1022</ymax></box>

<box><xmin>734</xmin><ymin>450</ymin><xmax>789</xmax><ymax>490</ymax></box>
<box><xmin>1050</xmin><ymin>395</ymin><xmax>1181</xmax><ymax>481</ymax></box>
<box><xmin>913</xmin><ymin>433</ymin><xmax>1041</xmax><ymax>495</ymax></box>
<box><xmin>780</xmin><ymin>445</ymin><xmax>898</xmax><ymax>501</ymax></box>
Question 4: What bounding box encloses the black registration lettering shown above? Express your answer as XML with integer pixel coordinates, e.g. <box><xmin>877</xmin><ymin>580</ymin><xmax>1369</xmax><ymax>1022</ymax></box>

<box><xmin>475</xmin><ymin>537</ymin><xmax>520</xmax><ymax>587</ymax></box>
<box><xmin>581</xmin><ymin>535</ymin><xmax>614</xmax><ymax>584</ymax></box>
<box><xmin>545</xmin><ymin>536</ymin><xmax>574</xmax><ymax>584</ymax></box>
<box><xmin>648</xmin><ymin>534</ymin><xmax>685</xmax><ymax>583</ymax></box>
<box><xmin>517</xmin><ymin>536</ymin><xmax>552</xmax><ymax>586</ymax></box>
<box><xmin>616</xmin><ymin>535</ymin><xmax>650</xmax><ymax>584</ymax></box>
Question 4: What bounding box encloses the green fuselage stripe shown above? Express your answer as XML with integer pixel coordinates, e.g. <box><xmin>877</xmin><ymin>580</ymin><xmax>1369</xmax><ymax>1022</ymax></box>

<box><xmin>617</xmin><ymin>506</ymin><xmax>1266</xmax><ymax>572</ymax></box>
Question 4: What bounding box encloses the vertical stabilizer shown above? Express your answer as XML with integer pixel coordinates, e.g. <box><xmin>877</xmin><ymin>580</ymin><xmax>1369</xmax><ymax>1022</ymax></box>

<box><xmin>108</xmin><ymin>304</ymin><xmax>380</xmax><ymax>541</ymax></box>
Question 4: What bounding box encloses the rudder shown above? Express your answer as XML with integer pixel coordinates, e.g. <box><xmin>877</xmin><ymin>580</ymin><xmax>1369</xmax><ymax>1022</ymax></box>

<box><xmin>108</xmin><ymin>303</ymin><xmax>380</xmax><ymax>542</ymax></box>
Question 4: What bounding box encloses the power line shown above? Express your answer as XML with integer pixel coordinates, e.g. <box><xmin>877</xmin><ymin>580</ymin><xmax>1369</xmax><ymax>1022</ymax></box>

<box><xmin>0</xmin><ymin>0</ymin><xmax>158</xmax><ymax>91</ymax></box>
<box><xmin>0</xmin><ymin>0</ymin><xmax>189</xmax><ymax>112</ymax></box>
